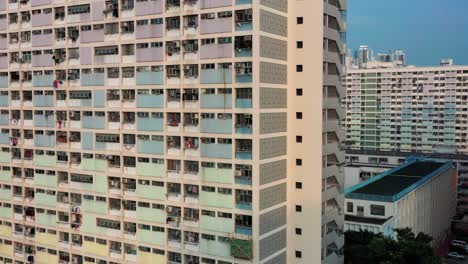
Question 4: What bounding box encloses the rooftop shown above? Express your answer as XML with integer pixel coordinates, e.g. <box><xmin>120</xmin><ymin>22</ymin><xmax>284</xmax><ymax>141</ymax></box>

<box><xmin>345</xmin><ymin>160</ymin><xmax>452</xmax><ymax>202</ymax></box>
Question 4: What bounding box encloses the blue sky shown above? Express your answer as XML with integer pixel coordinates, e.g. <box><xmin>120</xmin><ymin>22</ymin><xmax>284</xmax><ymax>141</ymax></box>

<box><xmin>347</xmin><ymin>0</ymin><xmax>468</xmax><ymax>66</ymax></box>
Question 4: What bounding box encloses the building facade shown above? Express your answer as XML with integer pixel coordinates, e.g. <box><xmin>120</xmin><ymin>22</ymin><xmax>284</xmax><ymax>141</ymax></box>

<box><xmin>345</xmin><ymin>159</ymin><xmax>457</xmax><ymax>245</ymax></box>
<box><xmin>346</xmin><ymin>65</ymin><xmax>468</xmax><ymax>154</ymax></box>
<box><xmin>0</xmin><ymin>0</ymin><xmax>346</xmax><ymax>263</ymax></box>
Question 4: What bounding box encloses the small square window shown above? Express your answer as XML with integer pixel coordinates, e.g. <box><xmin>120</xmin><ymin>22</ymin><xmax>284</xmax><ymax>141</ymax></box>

<box><xmin>296</xmin><ymin>17</ymin><xmax>303</xmax><ymax>24</ymax></box>
<box><xmin>296</xmin><ymin>182</ymin><xmax>302</xmax><ymax>189</ymax></box>
<box><xmin>295</xmin><ymin>228</ymin><xmax>302</xmax><ymax>235</ymax></box>
<box><xmin>295</xmin><ymin>205</ymin><xmax>302</xmax><ymax>212</ymax></box>
<box><xmin>296</xmin><ymin>136</ymin><xmax>302</xmax><ymax>143</ymax></box>
<box><xmin>296</xmin><ymin>159</ymin><xmax>302</xmax><ymax>166</ymax></box>
<box><xmin>296</xmin><ymin>65</ymin><xmax>303</xmax><ymax>72</ymax></box>
<box><xmin>295</xmin><ymin>250</ymin><xmax>302</xmax><ymax>258</ymax></box>
<box><xmin>296</xmin><ymin>41</ymin><xmax>303</xmax><ymax>49</ymax></box>
<box><xmin>296</xmin><ymin>112</ymin><xmax>303</xmax><ymax>119</ymax></box>
<box><xmin>296</xmin><ymin>88</ymin><xmax>303</xmax><ymax>96</ymax></box>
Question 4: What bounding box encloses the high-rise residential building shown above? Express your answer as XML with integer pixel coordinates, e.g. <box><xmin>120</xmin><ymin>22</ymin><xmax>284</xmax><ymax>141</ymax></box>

<box><xmin>0</xmin><ymin>0</ymin><xmax>346</xmax><ymax>263</ymax></box>
<box><xmin>357</xmin><ymin>45</ymin><xmax>372</xmax><ymax>69</ymax></box>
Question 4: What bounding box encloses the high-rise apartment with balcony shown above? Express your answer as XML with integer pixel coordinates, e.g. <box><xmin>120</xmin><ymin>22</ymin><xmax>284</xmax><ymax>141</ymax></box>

<box><xmin>0</xmin><ymin>0</ymin><xmax>346</xmax><ymax>263</ymax></box>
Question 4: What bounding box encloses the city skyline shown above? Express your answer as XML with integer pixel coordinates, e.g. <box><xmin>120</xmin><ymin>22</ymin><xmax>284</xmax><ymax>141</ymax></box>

<box><xmin>348</xmin><ymin>0</ymin><xmax>468</xmax><ymax>66</ymax></box>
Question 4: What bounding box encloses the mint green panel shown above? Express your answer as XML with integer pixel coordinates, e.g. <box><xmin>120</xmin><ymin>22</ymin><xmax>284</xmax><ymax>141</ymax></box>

<box><xmin>35</xmin><ymin>193</ymin><xmax>57</xmax><ymax>207</ymax></box>
<box><xmin>200</xmin><ymin>215</ymin><xmax>234</xmax><ymax>233</ymax></box>
<box><xmin>137</xmin><ymin>229</ymin><xmax>165</xmax><ymax>246</ymax></box>
<box><xmin>36</xmin><ymin>212</ymin><xmax>56</xmax><ymax>227</ymax></box>
<box><xmin>83</xmin><ymin>200</ymin><xmax>108</xmax><ymax>215</ymax></box>
<box><xmin>0</xmin><ymin>207</ymin><xmax>11</xmax><ymax>219</ymax></box>
<box><xmin>136</xmin><ymin>184</ymin><xmax>165</xmax><ymax>200</ymax></box>
<box><xmin>34</xmin><ymin>174</ymin><xmax>57</xmax><ymax>188</ymax></box>
<box><xmin>94</xmin><ymin>175</ymin><xmax>107</xmax><ymax>193</ymax></box>
<box><xmin>200</xmin><ymin>192</ymin><xmax>233</xmax><ymax>209</ymax></box>
<box><xmin>201</xmin><ymin>168</ymin><xmax>233</xmax><ymax>184</ymax></box>
<box><xmin>34</xmin><ymin>155</ymin><xmax>56</xmax><ymax>167</ymax></box>
<box><xmin>0</xmin><ymin>170</ymin><xmax>11</xmax><ymax>182</ymax></box>
<box><xmin>199</xmin><ymin>239</ymin><xmax>231</xmax><ymax>258</ymax></box>
<box><xmin>81</xmin><ymin>214</ymin><xmax>97</xmax><ymax>234</ymax></box>
<box><xmin>81</xmin><ymin>158</ymin><xmax>106</xmax><ymax>172</ymax></box>
<box><xmin>0</xmin><ymin>189</ymin><xmax>9</xmax><ymax>200</ymax></box>
<box><xmin>136</xmin><ymin>163</ymin><xmax>164</xmax><ymax>177</ymax></box>
<box><xmin>0</xmin><ymin>152</ymin><xmax>9</xmax><ymax>163</ymax></box>
<box><xmin>136</xmin><ymin>207</ymin><xmax>165</xmax><ymax>223</ymax></box>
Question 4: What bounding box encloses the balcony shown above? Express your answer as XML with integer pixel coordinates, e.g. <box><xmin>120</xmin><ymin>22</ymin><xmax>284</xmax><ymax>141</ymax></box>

<box><xmin>34</xmin><ymin>134</ymin><xmax>55</xmax><ymax>148</ymax></box>
<box><xmin>34</xmin><ymin>173</ymin><xmax>57</xmax><ymax>188</ymax></box>
<box><xmin>236</xmin><ymin>98</ymin><xmax>252</xmax><ymax>108</ymax></box>
<box><xmin>32</xmin><ymin>75</ymin><xmax>55</xmax><ymax>87</ymax></box>
<box><xmin>0</xmin><ymin>77</ymin><xmax>6</xmax><ymax>88</ymax></box>
<box><xmin>32</xmin><ymin>33</ymin><xmax>53</xmax><ymax>47</ymax></box>
<box><xmin>235</xmin><ymin>21</ymin><xmax>252</xmax><ymax>31</ymax></box>
<box><xmin>33</xmin><ymin>95</ymin><xmax>54</xmax><ymax>107</ymax></box>
<box><xmin>136</xmin><ymin>24</ymin><xmax>163</xmax><ymax>39</ymax></box>
<box><xmin>34</xmin><ymin>154</ymin><xmax>56</xmax><ymax>167</ymax></box>
<box><xmin>0</xmin><ymin>95</ymin><xmax>7</xmax><ymax>107</ymax></box>
<box><xmin>136</xmin><ymin>47</ymin><xmax>164</xmax><ymax>62</ymax></box>
<box><xmin>200</xmin><ymin>43</ymin><xmax>232</xmax><ymax>59</ymax></box>
<box><xmin>200</xmin><ymin>94</ymin><xmax>232</xmax><ymax>108</ymax></box>
<box><xmin>80</xmin><ymin>29</ymin><xmax>104</xmax><ymax>43</ymax></box>
<box><xmin>136</xmin><ymin>161</ymin><xmax>165</xmax><ymax>177</ymax></box>
<box><xmin>0</xmin><ymin>115</ymin><xmax>8</xmax><ymax>126</ymax></box>
<box><xmin>81</xmin><ymin>73</ymin><xmax>105</xmax><ymax>86</ymax></box>
<box><xmin>235</xmin><ymin>225</ymin><xmax>252</xmax><ymax>236</ymax></box>
<box><xmin>35</xmin><ymin>192</ymin><xmax>57</xmax><ymax>207</ymax></box>
<box><xmin>137</xmin><ymin>228</ymin><xmax>165</xmax><ymax>246</ymax></box>
<box><xmin>136</xmin><ymin>0</ymin><xmax>163</xmax><ymax>15</ymax></box>
<box><xmin>200</xmin><ymin>143</ymin><xmax>232</xmax><ymax>159</ymax></box>
<box><xmin>200</xmin><ymin>69</ymin><xmax>232</xmax><ymax>84</ymax></box>
<box><xmin>94</xmin><ymin>54</ymin><xmax>119</xmax><ymax>64</ymax></box>
<box><xmin>33</xmin><ymin>115</ymin><xmax>55</xmax><ymax>128</ymax></box>
<box><xmin>200</xmin><ymin>189</ymin><xmax>233</xmax><ymax>208</ymax></box>
<box><xmin>31</xmin><ymin>13</ymin><xmax>52</xmax><ymax>27</ymax></box>
<box><xmin>136</xmin><ymin>182</ymin><xmax>165</xmax><ymax>200</ymax></box>
<box><xmin>81</xmin><ymin>158</ymin><xmax>107</xmax><ymax>172</ymax></box>
<box><xmin>200</xmin><ymin>17</ymin><xmax>232</xmax><ymax>34</ymax></box>
<box><xmin>136</xmin><ymin>71</ymin><xmax>164</xmax><ymax>85</ymax></box>
<box><xmin>31</xmin><ymin>0</ymin><xmax>52</xmax><ymax>6</ymax></box>
<box><xmin>236</xmin><ymin>0</ymin><xmax>252</xmax><ymax>4</ymax></box>
<box><xmin>82</xmin><ymin>116</ymin><xmax>106</xmax><ymax>129</ymax></box>
<box><xmin>200</xmin><ymin>237</ymin><xmax>231</xmax><ymax>258</ymax></box>
<box><xmin>137</xmin><ymin>139</ymin><xmax>164</xmax><ymax>154</ymax></box>
<box><xmin>136</xmin><ymin>94</ymin><xmax>164</xmax><ymax>108</ymax></box>
<box><xmin>136</xmin><ymin>117</ymin><xmax>164</xmax><ymax>131</ymax></box>
<box><xmin>200</xmin><ymin>118</ymin><xmax>232</xmax><ymax>134</ymax></box>
<box><xmin>200</xmin><ymin>0</ymin><xmax>231</xmax><ymax>8</ymax></box>
<box><xmin>32</xmin><ymin>54</ymin><xmax>53</xmax><ymax>67</ymax></box>
<box><xmin>82</xmin><ymin>199</ymin><xmax>108</xmax><ymax>214</ymax></box>
<box><xmin>136</xmin><ymin>206</ymin><xmax>165</xmax><ymax>223</ymax></box>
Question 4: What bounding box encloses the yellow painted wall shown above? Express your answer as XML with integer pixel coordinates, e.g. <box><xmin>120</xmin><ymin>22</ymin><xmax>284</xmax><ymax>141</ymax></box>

<box><xmin>83</xmin><ymin>240</ymin><xmax>108</xmax><ymax>257</ymax></box>
<box><xmin>137</xmin><ymin>251</ymin><xmax>165</xmax><ymax>264</ymax></box>
<box><xmin>35</xmin><ymin>232</ymin><xmax>57</xmax><ymax>246</ymax></box>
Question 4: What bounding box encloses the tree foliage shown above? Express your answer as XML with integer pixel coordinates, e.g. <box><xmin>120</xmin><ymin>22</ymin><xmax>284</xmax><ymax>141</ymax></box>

<box><xmin>345</xmin><ymin>228</ymin><xmax>442</xmax><ymax>264</ymax></box>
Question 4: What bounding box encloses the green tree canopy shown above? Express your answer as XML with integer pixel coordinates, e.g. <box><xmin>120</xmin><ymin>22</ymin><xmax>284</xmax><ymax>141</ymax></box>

<box><xmin>345</xmin><ymin>228</ymin><xmax>441</xmax><ymax>264</ymax></box>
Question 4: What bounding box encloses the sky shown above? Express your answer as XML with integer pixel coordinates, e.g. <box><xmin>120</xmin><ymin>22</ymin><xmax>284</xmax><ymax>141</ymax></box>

<box><xmin>347</xmin><ymin>0</ymin><xmax>468</xmax><ymax>66</ymax></box>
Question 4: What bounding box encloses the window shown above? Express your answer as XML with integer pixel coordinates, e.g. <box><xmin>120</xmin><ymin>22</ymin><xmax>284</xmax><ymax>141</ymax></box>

<box><xmin>296</xmin><ymin>65</ymin><xmax>303</xmax><ymax>72</ymax></box>
<box><xmin>370</xmin><ymin>205</ymin><xmax>385</xmax><ymax>216</ymax></box>
<box><xmin>295</xmin><ymin>228</ymin><xmax>302</xmax><ymax>235</ymax></box>
<box><xmin>295</xmin><ymin>250</ymin><xmax>302</xmax><ymax>258</ymax></box>
<box><xmin>296</xmin><ymin>159</ymin><xmax>302</xmax><ymax>166</ymax></box>
<box><xmin>296</xmin><ymin>88</ymin><xmax>303</xmax><ymax>96</ymax></box>
<box><xmin>347</xmin><ymin>202</ymin><xmax>353</xmax><ymax>213</ymax></box>
<box><xmin>296</xmin><ymin>112</ymin><xmax>302</xmax><ymax>119</ymax></box>
<box><xmin>295</xmin><ymin>182</ymin><xmax>302</xmax><ymax>189</ymax></box>
<box><xmin>296</xmin><ymin>17</ymin><xmax>303</xmax><ymax>24</ymax></box>
<box><xmin>296</xmin><ymin>136</ymin><xmax>302</xmax><ymax>143</ymax></box>
<box><xmin>295</xmin><ymin>205</ymin><xmax>302</xmax><ymax>212</ymax></box>
<box><xmin>296</xmin><ymin>41</ymin><xmax>303</xmax><ymax>49</ymax></box>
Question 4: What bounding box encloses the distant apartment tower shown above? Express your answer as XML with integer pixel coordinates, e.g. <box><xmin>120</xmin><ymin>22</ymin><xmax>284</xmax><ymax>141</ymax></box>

<box><xmin>357</xmin><ymin>45</ymin><xmax>372</xmax><ymax>68</ymax></box>
<box><xmin>345</xmin><ymin>65</ymin><xmax>468</xmax><ymax>154</ymax></box>
<box><xmin>0</xmin><ymin>0</ymin><xmax>346</xmax><ymax>264</ymax></box>
<box><xmin>345</xmin><ymin>159</ymin><xmax>457</xmax><ymax>245</ymax></box>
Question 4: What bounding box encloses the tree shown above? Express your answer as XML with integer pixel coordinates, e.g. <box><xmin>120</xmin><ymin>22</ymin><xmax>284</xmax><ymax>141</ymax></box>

<box><xmin>345</xmin><ymin>228</ymin><xmax>442</xmax><ymax>264</ymax></box>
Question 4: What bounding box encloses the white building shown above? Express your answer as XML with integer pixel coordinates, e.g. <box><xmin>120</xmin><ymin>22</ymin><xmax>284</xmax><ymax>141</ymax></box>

<box><xmin>345</xmin><ymin>159</ymin><xmax>457</xmax><ymax>245</ymax></box>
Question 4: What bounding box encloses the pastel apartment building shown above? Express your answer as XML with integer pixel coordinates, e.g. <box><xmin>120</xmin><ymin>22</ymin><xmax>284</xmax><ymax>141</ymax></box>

<box><xmin>0</xmin><ymin>0</ymin><xmax>346</xmax><ymax>263</ymax></box>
